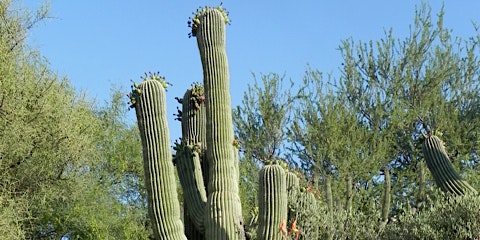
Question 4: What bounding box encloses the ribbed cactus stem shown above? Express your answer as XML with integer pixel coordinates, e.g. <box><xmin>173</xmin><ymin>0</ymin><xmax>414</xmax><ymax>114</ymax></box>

<box><xmin>196</xmin><ymin>8</ymin><xmax>245</xmax><ymax>239</ymax></box>
<box><xmin>286</xmin><ymin>171</ymin><xmax>299</xmax><ymax>224</ymax></box>
<box><xmin>181</xmin><ymin>86</ymin><xmax>207</xmax><ymax>146</ymax></box>
<box><xmin>184</xmin><ymin>211</ymin><xmax>204</xmax><ymax>240</ymax></box>
<box><xmin>286</xmin><ymin>171</ymin><xmax>299</xmax><ymax>204</ymax></box>
<box><xmin>416</xmin><ymin>161</ymin><xmax>426</xmax><ymax>208</ymax></box>
<box><xmin>175</xmin><ymin>143</ymin><xmax>207</xmax><ymax>234</ymax></box>
<box><xmin>422</xmin><ymin>135</ymin><xmax>477</xmax><ymax>195</ymax></box>
<box><xmin>296</xmin><ymin>190</ymin><xmax>319</xmax><ymax>239</ymax></box>
<box><xmin>257</xmin><ymin>164</ymin><xmax>288</xmax><ymax>240</ymax></box>
<box><xmin>381</xmin><ymin>168</ymin><xmax>391</xmax><ymax>223</ymax></box>
<box><xmin>176</xmin><ymin>87</ymin><xmax>208</xmax><ymax>234</ymax></box>
<box><xmin>325</xmin><ymin>174</ymin><xmax>334</xmax><ymax>211</ymax></box>
<box><xmin>134</xmin><ymin>80</ymin><xmax>186</xmax><ymax>240</ymax></box>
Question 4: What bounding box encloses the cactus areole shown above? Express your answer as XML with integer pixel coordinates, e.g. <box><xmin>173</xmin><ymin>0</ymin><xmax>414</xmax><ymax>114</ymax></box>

<box><xmin>194</xmin><ymin>8</ymin><xmax>245</xmax><ymax>239</ymax></box>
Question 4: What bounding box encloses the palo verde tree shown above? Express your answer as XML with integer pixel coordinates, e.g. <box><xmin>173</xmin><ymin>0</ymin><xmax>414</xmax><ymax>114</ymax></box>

<box><xmin>233</xmin><ymin>73</ymin><xmax>297</xmax><ymax>222</ymax></box>
<box><xmin>0</xmin><ymin>1</ymin><xmax>151</xmax><ymax>238</ymax></box>
<box><xmin>288</xmin><ymin>69</ymin><xmax>384</xmax><ymax>216</ymax></box>
<box><xmin>337</xmin><ymin>3</ymin><xmax>480</xmax><ymax>210</ymax></box>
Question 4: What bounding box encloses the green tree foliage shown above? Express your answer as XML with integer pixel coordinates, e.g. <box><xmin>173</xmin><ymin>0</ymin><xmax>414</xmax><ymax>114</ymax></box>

<box><xmin>0</xmin><ymin>1</ymin><xmax>149</xmax><ymax>238</ymax></box>
<box><xmin>289</xmin><ymin>69</ymin><xmax>380</xmax><ymax>213</ymax></box>
<box><xmin>337</xmin><ymin>3</ymin><xmax>480</xmax><ymax>210</ymax></box>
<box><xmin>234</xmin><ymin>4</ymin><xmax>480</xmax><ymax>239</ymax></box>
<box><xmin>233</xmin><ymin>73</ymin><xmax>297</xmax><ymax>225</ymax></box>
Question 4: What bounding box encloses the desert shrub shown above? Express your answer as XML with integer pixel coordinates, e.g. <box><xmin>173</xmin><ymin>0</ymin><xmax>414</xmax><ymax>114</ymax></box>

<box><xmin>385</xmin><ymin>192</ymin><xmax>480</xmax><ymax>239</ymax></box>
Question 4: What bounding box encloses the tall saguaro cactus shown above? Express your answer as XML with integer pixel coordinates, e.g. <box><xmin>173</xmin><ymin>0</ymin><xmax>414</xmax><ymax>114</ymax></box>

<box><xmin>422</xmin><ymin>135</ymin><xmax>477</xmax><ymax>195</ymax></box>
<box><xmin>132</xmin><ymin>76</ymin><xmax>187</xmax><ymax>240</ymax></box>
<box><xmin>193</xmin><ymin>7</ymin><xmax>245</xmax><ymax>239</ymax></box>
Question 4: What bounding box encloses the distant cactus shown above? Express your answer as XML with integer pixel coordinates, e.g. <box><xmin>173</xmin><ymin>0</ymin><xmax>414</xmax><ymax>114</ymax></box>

<box><xmin>381</xmin><ymin>167</ymin><xmax>391</xmax><ymax>224</ymax></box>
<box><xmin>133</xmin><ymin>78</ymin><xmax>186</xmax><ymax>240</ymax></box>
<box><xmin>295</xmin><ymin>188</ymin><xmax>319</xmax><ymax>239</ymax></box>
<box><xmin>257</xmin><ymin>163</ymin><xmax>288</xmax><ymax>240</ymax></box>
<box><xmin>286</xmin><ymin>171</ymin><xmax>299</xmax><ymax>212</ymax></box>
<box><xmin>422</xmin><ymin>135</ymin><xmax>477</xmax><ymax>195</ymax></box>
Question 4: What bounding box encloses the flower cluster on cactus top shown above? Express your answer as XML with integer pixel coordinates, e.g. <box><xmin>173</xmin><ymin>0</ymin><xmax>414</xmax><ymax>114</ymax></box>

<box><xmin>416</xmin><ymin>128</ymin><xmax>445</xmax><ymax>151</ymax></box>
<box><xmin>187</xmin><ymin>3</ymin><xmax>230</xmax><ymax>38</ymax></box>
<box><xmin>190</xmin><ymin>83</ymin><xmax>205</xmax><ymax>111</ymax></box>
<box><xmin>127</xmin><ymin>71</ymin><xmax>171</xmax><ymax>108</ymax></box>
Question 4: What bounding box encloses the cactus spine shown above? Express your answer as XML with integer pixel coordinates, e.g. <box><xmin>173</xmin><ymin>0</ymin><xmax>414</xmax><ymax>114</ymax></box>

<box><xmin>422</xmin><ymin>135</ymin><xmax>477</xmax><ymax>195</ymax></box>
<box><xmin>133</xmin><ymin>78</ymin><xmax>187</xmax><ymax>240</ymax></box>
<box><xmin>195</xmin><ymin>8</ymin><xmax>245</xmax><ymax>239</ymax></box>
<box><xmin>257</xmin><ymin>163</ymin><xmax>288</xmax><ymax>240</ymax></box>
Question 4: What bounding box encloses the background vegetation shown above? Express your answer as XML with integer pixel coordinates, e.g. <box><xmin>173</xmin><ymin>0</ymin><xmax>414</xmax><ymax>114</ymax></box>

<box><xmin>1</xmin><ymin>0</ymin><xmax>480</xmax><ymax>239</ymax></box>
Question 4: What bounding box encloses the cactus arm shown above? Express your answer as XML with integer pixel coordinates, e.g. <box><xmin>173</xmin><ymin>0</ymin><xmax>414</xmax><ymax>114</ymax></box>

<box><xmin>422</xmin><ymin>135</ymin><xmax>477</xmax><ymax>195</ymax></box>
<box><xmin>133</xmin><ymin>79</ymin><xmax>187</xmax><ymax>240</ymax></box>
<box><xmin>175</xmin><ymin>87</ymin><xmax>208</xmax><ymax>234</ymax></box>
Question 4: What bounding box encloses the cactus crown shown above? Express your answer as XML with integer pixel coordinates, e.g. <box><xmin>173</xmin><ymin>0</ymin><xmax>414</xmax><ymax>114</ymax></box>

<box><xmin>187</xmin><ymin>3</ymin><xmax>230</xmax><ymax>38</ymax></box>
<box><xmin>128</xmin><ymin>71</ymin><xmax>171</xmax><ymax>108</ymax></box>
<box><xmin>190</xmin><ymin>83</ymin><xmax>206</xmax><ymax>111</ymax></box>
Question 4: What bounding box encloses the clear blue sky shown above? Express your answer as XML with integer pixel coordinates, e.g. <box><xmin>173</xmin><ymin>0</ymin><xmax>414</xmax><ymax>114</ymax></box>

<box><xmin>23</xmin><ymin>1</ymin><xmax>480</xmax><ymax>143</ymax></box>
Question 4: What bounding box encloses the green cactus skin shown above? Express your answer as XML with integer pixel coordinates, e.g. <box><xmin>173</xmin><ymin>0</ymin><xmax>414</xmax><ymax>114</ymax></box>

<box><xmin>181</xmin><ymin>86</ymin><xmax>207</xmax><ymax>146</ymax></box>
<box><xmin>296</xmin><ymin>189</ymin><xmax>319</xmax><ymax>239</ymax></box>
<box><xmin>286</xmin><ymin>171</ymin><xmax>299</xmax><ymax>226</ymax></box>
<box><xmin>175</xmin><ymin>87</ymin><xmax>208</xmax><ymax>236</ymax></box>
<box><xmin>195</xmin><ymin>8</ymin><xmax>245</xmax><ymax>239</ymax></box>
<box><xmin>175</xmin><ymin>143</ymin><xmax>207</xmax><ymax>235</ymax></box>
<box><xmin>416</xmin><ymin>161</ymin><xmax>426</xmax><ymax>209</ymax></box>
<box><xmin>134</xmin><ymin>80</ymin><xmax>187</xmax><ymax>240</ymax></box>
<box><xmin>381</xmin><ymin>168</ymin><xmax>391</xmax><ymax>223</ymax></box>
<box><xmin>422</xmin><ymin>135</ymin><xmax>477</xmax><ymax>195</ymax></box>
<box><xmin>257</xmin><ymin>164</ymin><xmax>288</xmax><ymax>240</ymax></box>
<box><xmin>184</xmin><ymin>210</ymin><xmax>204</xmax><ymax>240</ymax></box>
<box><xmin>286</xmin><ymin>171</ymin><xmax>299</xmax><ymax>205</ymax></box>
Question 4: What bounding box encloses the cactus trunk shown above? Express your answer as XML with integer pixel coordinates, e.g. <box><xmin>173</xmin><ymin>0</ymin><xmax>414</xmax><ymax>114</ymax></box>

<box><xmin>325</xmin><ymin>174</ymin><xmax>334</xmax><ymax>212</ymax></box>
<box><xmin>257</xmin><ymin>164</ymin><xmax>288</xmax><ymax>240</ymax></box>
<box><xmin>196</xmin><ymin>8</ymin><xmax>245</xmax><ymax>239</ymax></box>
<box><xmin>416</xmin><ymin>161</ymin><xmax>426</xmax><ymax>208</ymax></box>
<box><xmin>134</xmin><ymin>80</ymin><xmax>187</xmax><ymax>240</ymax></box>
<box><xmin>422</xmin><ymin>135</ymin><xmax>477</xmax><ymax>195</ymax></box>
<box><xmin>381</xmin><ymin>167</ymin><xmax>391</xmax><ymax>223</ymax></box>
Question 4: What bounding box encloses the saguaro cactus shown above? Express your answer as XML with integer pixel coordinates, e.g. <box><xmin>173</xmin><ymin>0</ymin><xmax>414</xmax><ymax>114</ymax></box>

<box><xmin>175</xmin><ymin>85</ymin><xmax>208</xmax><ymax>236</ymax></box>
<box><xmin>380</xmin><ymin>167</ymin><xmax>391</xmax><ymax>224</ymax></box>
<box><xmin>257</xmin><ymin>163</ymin><xmax>288</xmax><ymax>240</ymax></box>
<box><xmin>422</xmin><ymin>135</ymin><xmax>477</xmax><ymax>195</ymax></box>
<box><xmin>132</xmin><ymin>75</ymin><xmax>187</xmax><ymax>240</ymax></box>
<box><xmin>286</xmin><ymin>171</ymin><xmax>299</xmax><ymax>210</ymax></box>
<box><xmin>192</xmin><ymin>7</ymin><xmax>245</xmax><ymax>239</ymax></box>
